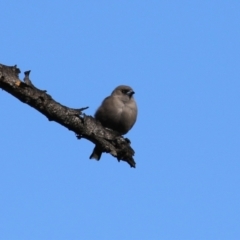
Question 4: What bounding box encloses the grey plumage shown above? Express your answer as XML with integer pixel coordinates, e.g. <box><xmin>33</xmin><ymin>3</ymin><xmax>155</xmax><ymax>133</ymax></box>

<box><xmin>90</xmin><ymin>85</ymin><xmax>137</xmax><ymax>160</ymax></box>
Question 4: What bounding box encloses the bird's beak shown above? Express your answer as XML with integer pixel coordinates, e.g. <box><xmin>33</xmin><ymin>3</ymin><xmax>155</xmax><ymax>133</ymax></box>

<box><xmin>127</xmin><ymin>90</ymin><xmax>135</xmax><ymax>97</ymax></box>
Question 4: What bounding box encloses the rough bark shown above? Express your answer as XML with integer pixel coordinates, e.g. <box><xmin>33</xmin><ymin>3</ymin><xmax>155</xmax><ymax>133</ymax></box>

<box><xmin>0</xmin><ymin>64</ymin><xmax>136</xmax><ymax>168</ymax></box>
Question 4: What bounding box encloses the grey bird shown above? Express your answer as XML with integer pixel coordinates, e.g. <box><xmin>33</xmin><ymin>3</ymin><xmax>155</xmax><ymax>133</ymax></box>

<box><xmin>90</xmin><ymin>85</ymin><xmax>138</xmax><ymax>160</ymax></box>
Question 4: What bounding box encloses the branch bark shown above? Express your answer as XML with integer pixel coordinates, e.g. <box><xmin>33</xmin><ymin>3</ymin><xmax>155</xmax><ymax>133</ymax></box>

<box><xmin>0</xmin><ymin>64</ymin><xmax>136</xmax><ymax>168</ymax></box>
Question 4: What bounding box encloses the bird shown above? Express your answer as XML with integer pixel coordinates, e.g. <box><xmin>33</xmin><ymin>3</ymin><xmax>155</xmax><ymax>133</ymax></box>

<box><xmin>89</xmin><ymin>85</ymin><xmax>137</xmax><ymax>160</ymax></box>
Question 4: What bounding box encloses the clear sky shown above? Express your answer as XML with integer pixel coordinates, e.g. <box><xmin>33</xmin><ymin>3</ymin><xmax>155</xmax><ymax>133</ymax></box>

<box><xmin>1</xmin><ymin>1</ymin><xmax>240</xmax><ymax>239</ymax></box>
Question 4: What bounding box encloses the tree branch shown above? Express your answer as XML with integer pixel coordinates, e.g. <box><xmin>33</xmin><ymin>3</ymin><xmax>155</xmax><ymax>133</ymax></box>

<box><xmin>0</xmin><ymin>64</ymin><xmax>136</xmax><ymax>168</ymax></box>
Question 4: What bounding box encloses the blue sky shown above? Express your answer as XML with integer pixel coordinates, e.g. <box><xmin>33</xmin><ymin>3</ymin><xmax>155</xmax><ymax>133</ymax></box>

<box><xmin>1</xmin><ymin>1</ymin><xmax>240</xmax><ymax>239</ymax></box>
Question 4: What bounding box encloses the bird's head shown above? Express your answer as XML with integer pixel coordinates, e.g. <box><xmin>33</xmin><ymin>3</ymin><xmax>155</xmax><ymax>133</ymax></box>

<box><xmin>112</xmin><ymin>85</ymin><xmax>135</xmax><ymax>100</ymax></box>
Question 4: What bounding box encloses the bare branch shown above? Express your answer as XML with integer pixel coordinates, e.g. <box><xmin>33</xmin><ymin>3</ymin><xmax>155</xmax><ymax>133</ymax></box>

<box><xmin>0</xmin><ymin>64</ymin><xmax>136</xmax><ymax>168</ymax></box>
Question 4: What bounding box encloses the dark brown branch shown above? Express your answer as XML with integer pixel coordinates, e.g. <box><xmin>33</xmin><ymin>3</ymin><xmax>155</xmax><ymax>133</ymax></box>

<box><xmin>0</xmin><ymin>64</ymin><xmax>136</xmax><ymax>168</ymax></box>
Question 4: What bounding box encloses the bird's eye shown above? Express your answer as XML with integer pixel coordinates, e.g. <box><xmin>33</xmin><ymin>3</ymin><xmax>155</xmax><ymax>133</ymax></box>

<box><xmin>121</xmin><ymin>89</ymin><xmax>128</xmax><ymax>94</ymax></box>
